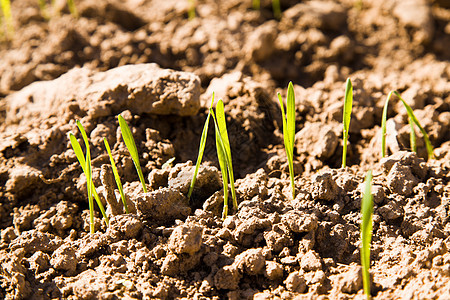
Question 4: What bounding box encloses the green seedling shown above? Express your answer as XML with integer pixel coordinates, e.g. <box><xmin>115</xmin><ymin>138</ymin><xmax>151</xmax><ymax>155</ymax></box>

<box><xmin>252</xmin><ymin>0</ymin><xmax>281</xmax><ymax>19</ymax></box>
<box><xmin>69</xmin><ymin>121</ymin><xmax>109</xmax><ymax>232</ymax></box>
<box><xmin>118</xmin><ymin>115</ymin><xmax>148</xmax><ymax>193</ymax></box>
<box><xmin>210</xmin><ymin>99</ymin><xmax>237</xmax><ymax>218</ymax></box>
<box><xmin>381</xmin><ymin>91</ymin><xmax>434</xmax><ymax>159</ymax></box>
<box><xmin>360</xmin><ymin>170</ymin><xmax>373</xmax><ymax>299</ymax></box>
<box><xmin>104</xmin><ymin>138</ymin><xmax>129</xmax><ymax>214</ymax></box>
<box><xmin>342</xmin><ymin>78</ymin><xmax>353</xmax><ymax>168</ymax></box>
<box><xmin>1</xmin><ymin>0</ymin><xmax>14</xmax><ymax>40</ymax></box>
<box><xmin>188</xmin><ymin>94</ymin><xmax>215</xmax><ymax>200</ymax></box>
<box><xmin>277</xmin><ymin>82</ymin><xmax>296</xmax><ymax>200</ymax></box>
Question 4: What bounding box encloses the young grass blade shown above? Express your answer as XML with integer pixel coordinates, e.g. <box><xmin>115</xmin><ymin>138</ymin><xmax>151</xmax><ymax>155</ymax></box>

<box><xmin>188</xmin><ymin>94</ymin><xmax>215</xmax><ymax>200</ymax></box>
<box><xmin>104</xmin><ymin>138</ymin><xmax>129</xmax><ymax>214</ymax></box>
<box><xmin>394</xmin><ymin>91</ymin><xmax>435</xmax><ymax>159</ymax></box>
<box><xmin>162</xmin><ymin>157</ymin><xmax>176</xmax><ymax>170</ymax></box>
<box><xmin>215</xmin><ymin>99</ymin><xmax>237</xmax><ymax>210</ymax></box>
<box><xmin>381</xmin><ymin>91</ymin><xmax>393</xmax><ymax>158</ymax></box>
<box><xmin>342</xmin><ymin>78</ymin><xmax>353</xmax><ymax>168</ymax></box>
<box><xmin>361</xmin><ymin>170</ymin><xmax>373</xmax><ymax>299</ymax></box>
<box><xmin>277</xmin><ymin>82</ymin><xmax>296</xmax><ymax>199</ymax></box>
<box><xmin>74</xmin><ymin>121</ymin><xmax>109</xmax><ymax>225</ymax></box>
<box><xmin>85</xmin><ymin>146</ymin><xmax>94</xmax><ymax>233</ymax></box>
<box><xmin>118</xmin><ymin>115</ymin><xmax>148</xmax><ymax>193</ymax></box>
<box><xmin>211</xmin><ymin>108</ymin><xmax>230</xmax><ymax>219</ymax></box>
<box><xmin>381</xmin><ymin>91</ymin><xmax>434</xmax><ymax>159</ymax></box>
<box><xmin>408</xmin><ymin>116</ymin><xmax>416</xmax><ymax>153</ymax></box>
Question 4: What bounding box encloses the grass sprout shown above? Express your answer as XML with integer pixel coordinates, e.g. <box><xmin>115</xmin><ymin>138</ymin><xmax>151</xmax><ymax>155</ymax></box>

<box><xmin>381</xmin><ymin>91</ymin><xmax>434</xmax><ymax>159</ymax></box>
<box><xmin>1</xmin><ymin>0</ymin><xmax>14</xmax><ymax>40</ymax></box>
<box><xmin>118</xmin><ymin>115</ymin><xmax>148</xmax><ymax>193</ymax></box>
<box><xmin>361</xmin><ymin>170</ymin><xmax>373</xmax><ymax>299</ymax></box>
<box><xmin>104</xmin><ymin>138</ymin><xmax>129</xmax><ymax>214</ymax></box>
<box><xmin>188</xmin><ymin>93</ymin><xmax>215</xmax><ymax>200</ymax></box>
<box><xmin>210</xmin><ymin>99</ymin><xmax>237</xmax><ymax>218</ymax></box>
<box><xmin>277</xmin><ymin>81</ymin><xmax>296</xmax><ymax>200</ymax></box>
<box><xmin>342</xmin><ymin>78</ymin><xmax>353</xmax><ymax>168</ymax></box>
<box><xmin>162</xmin><ymin>157</ymin><xmax>176</xmax><ymax>170</ymax></box>
<box><xmin>69</xmin><ymin>121</ymin><xmax>109</xmax><ymax>232</ymax></box>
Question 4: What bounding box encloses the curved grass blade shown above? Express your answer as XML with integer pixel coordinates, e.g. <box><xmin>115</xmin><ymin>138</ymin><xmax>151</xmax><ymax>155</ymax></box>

<box><xmin>118</xmin><ymin>115</ymin><xmax>148</xmax><ymax>193</ymax></box>
<box><xmin>381</xmin><ymin>91</ymin><xmax>434</xmax><ymax>159</ymax></box>
<box><xmin>215</xmin><ymin>99</ymin><xmax>237</xmax><ymax>210</ymax></box>
<box><xmin>408</xmin><ymin>117</ymin><xmax>416</xmax><ymax>153</ymax></box>
<box><xmin>342</xmin><ymin>78</ymin><xmax>353</xmax><ymax>168</ymax></box>
<box><xmin>278</xmin><ymin>81</ymin><xmax>296</xmax><ymax>199</ymax></box>
<box><xmin>104</xmin><ymin>138</ymin><xmax>129</xmax><ymax>214</ymax></box>
<box><xmin>361</xmin><ymin>170</ymin><xmax>373</xmax><ymax>299</ymax></box>
<box><xmin>76</xmin><ymin>121</ymin><xmax>109</xmax><ymax>225</ymax></box>
<box><xmin>394</xmin><ymin>91</ymin><xmax>434</xmax><ymax>159</ymax></box>
<box><xmin>252</xmin><ymin>0</ymin><xmax>260</xmax><ymax>10</ymax></box>
<box><xmin>188</xmin><ymin>94</ymin><xmax>215</xmax><ymax>200</ymax></box>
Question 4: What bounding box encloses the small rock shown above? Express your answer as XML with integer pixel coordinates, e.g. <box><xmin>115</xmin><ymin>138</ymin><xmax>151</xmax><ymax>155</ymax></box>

<box><xmin>214</xmin><ymin>265</ymin><xmax>241</xmax><ymax>290</ymax></box>
<box><xmin>284</xmin><ymin>271</ymin><xmax>306</xmax><ymax>293</ymax></box>
<box><xmin>264</xmin><ymin>261</ymin><xmax>284</xmax><ymax>280</ymax></box>
<box><xmin>299</xmin><ymin>250</ymin><xmax>322</xmax><ymax>272</ymax></box>
<box><xmin>168</xmin><ymin>223</ymin><xmax>203</xmax><ymax>255</ymax></box>
<box><xmin>234</xmin><ymin>248</ymin><xmax>266</xmax><ymax>275</ymax></box>
<box><xmin>295</xmin><ymin>122</ymin><xmax>338</xmax><ymax>159</ymax></box>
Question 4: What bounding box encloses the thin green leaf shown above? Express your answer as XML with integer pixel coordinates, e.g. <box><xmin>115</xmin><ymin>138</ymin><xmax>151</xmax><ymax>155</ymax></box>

<box><xmin>408</xmin><ymin>117</ymin><xmax>417</xmax><ymax>153</ymax></box>
<box><xmin>162</xmin><ymin>157</ymin><xmax>176</xmax><ymax>170</ymax></box>
<box><xmin>252</xmin><ymin>0</ymin><xmax>260</xmax><ymax>10</ymax></box>
<box><xmin>278</xmin><ymin>82</ymin><xmax>296</xmax><ymax>200</ymax></box>
<box><xmin>104</xmin><ymin>138</ymin><xmax>129</xmax><ymax>214</ymax></box>
<box><xmin>188</xmin><ymin>0</ymin><xmax>195</xmax><ymax>20</ymax></box>
<box><xmin>66</xmin><ymin>0</ymin><xmax>78</xmax><ymax>18</ymax></box>
<box><xmin>215</xmin><ymin>100</ymin><xmax>237</xmax><ymax>209</ymax></box>
<box><xmin>211</xmin><ymin>108</ymin><xmax>233</xmax><ymax>219</ymax></box>
<box><xmin>71</xmin><ymin>123</ymin><xmax>109</xmax><ymax>227</ymax></box>
<box><xmin>342</xmin><ymin>78</ymin><xmax>353</xmax><ymax>168</ymax></box>
<box><xmin>188</xmin><ymin>94</ymin><xmax>215</xmax><ymax>200</ymax></box>
<box><xmin>118</xmin><ymin>115</ymin><xmax>148</xmax><ymax>193</ymax></box>
<box><xmin>361</xmin><ymin>170</ymin><xmax>373</xmax><ymax>299</ymax></box>
<box><xmin>381</xmin><ymin>91</ymin><xmax>393</xmax><ymax>158</ymax></box>
<box><xmin>394</xmin><ymin>91</ymin><xmax>435</xmax><ymax>159</ymax></box>
<box><xmin>0</xmin><ymin>0</ymin><xmax>14</xmax><ymax>39</ymax></box>
<box><xmin>381</xmin><ymin>91</ymin><xmax>434</xmax><ymax>160</ymax></box>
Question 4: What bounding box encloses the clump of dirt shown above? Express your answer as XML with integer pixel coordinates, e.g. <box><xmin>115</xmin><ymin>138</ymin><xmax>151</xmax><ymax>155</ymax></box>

<box><xmin>0</xmin><ymin>0</ymin><xmax>449</xmax><ymax>299</ymax></box>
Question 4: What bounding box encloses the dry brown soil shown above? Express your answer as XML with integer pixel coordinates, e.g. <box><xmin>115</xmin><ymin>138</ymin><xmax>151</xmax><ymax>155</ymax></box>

<box><xmin>0</xmin><ymin>0</ymin><xmax>449</xmax><ymax>299</ymax></box>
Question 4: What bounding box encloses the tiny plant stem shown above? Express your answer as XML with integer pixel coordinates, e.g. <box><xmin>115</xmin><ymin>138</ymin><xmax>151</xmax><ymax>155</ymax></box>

<box><xmin>118</xmin><ymin>115</ymin><xmax>148</xmax><ymax>193</ymax></box>
<box><xmin>381</xmin><ymin>91</ymin><xmax>434</xmax><ymax>159</ymax></box>
<box><xmin>381</xmin><ymin>91</ymin><xmax>393</xmax><ymax>158</ymax></box>
<box><xmin>104</xmin><ymin>138</ymin><xmax>129</xmax><ymax>214</ymax></box>
<box><xmin>188</xmin><ymin>94</ymin><xmax>215</xmax><ymax>200</ymax></box>
<box><xmin>272</xmin><ymin>0</ymin><xmax>281</xmax><ymax>19</ymax></box>
<box><xmin>38</xmin><ymin>0</ymin><xmax>50</xmax><ymax>20</ymax></box>
<box><xmin>361</xmin><ymin>170</ymin><xmax>373</xmax><ymax>299</ymax></box>
<box><xmin>342</xmin><ymin>78</ymin><xmax>353</xmax><ymax>168</ymax></box>
<box><xmin>85</xmin><ymin>148</ymin><xmax>94</xmax><ymax>233</ymax></box>
<box><xmin>408</xmin><ymin>117</ymin><xmax>416</xmax><ymax>153</ymax></box>
<box><xmin>277</xmin><ymin>82</ymin><xmax>296</xmax><ymax>200</ymax></box>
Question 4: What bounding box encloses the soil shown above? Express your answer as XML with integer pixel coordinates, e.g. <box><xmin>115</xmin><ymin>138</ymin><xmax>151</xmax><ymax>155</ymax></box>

<box><xmin>0</xmin><ymin>0</ymin><xmax>449</xmax><ymax>299</ymax></box>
